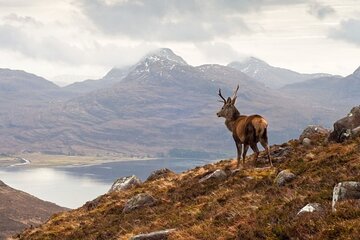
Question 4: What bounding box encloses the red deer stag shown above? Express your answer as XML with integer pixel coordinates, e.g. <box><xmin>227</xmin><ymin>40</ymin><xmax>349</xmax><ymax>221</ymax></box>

<box><xmin>216</xmin><ymin>85</ymin><xmax>272</xmax><ymax>168</ymax></box>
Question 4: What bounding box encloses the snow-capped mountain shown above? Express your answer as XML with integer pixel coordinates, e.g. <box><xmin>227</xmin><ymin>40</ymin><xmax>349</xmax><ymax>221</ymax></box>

<box><xmin>228</xmin><ymin>57</ymin><xmax>333</xmax><ymax>89</ymax></box>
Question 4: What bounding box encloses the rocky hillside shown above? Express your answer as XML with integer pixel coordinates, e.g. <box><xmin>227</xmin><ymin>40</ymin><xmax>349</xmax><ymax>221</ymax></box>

<box><xmin>0</xmin><ymin>180</ymin><xmax>67</xmax><ymax>240</ymax></box>
<box><xmin>16</xmin><ymin>132</ymin><xmax>360</xmax><ymax>239</ymax></box>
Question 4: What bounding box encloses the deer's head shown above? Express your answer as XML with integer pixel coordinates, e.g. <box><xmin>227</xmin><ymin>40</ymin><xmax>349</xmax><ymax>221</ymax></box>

<box><xmin>216</xmin><ymin>85</ymin><xmax>240</xmax><ymax>119</ymax></box>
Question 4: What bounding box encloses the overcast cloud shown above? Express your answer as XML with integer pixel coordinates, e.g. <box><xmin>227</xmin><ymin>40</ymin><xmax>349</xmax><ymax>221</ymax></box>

<box><xmin>0</xmin><ymin>0</ymin><xmax>359</xmax><ymax>83</ymax></box>
<box><xmin>307</xmin><ymin>1</ymin><xmax>336</xmax><ymax>20</ymax></box>
<box><xmin>329</xmin><ymin>18</ymin><xmax>360</xmax><ymax>46</ymax></box>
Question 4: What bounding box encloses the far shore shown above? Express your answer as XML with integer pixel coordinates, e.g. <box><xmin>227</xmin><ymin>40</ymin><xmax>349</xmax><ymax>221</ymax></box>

<box><xmin>0</xmin><ymin>153</ymin><xmax>158</xmax><ymax>168</ymax></box>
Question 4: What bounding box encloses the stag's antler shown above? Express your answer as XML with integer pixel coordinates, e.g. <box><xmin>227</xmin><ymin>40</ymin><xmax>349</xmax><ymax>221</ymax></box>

<box><xmin>232</xmin><ymin>85</ymin><xmax>239</xmax><ymax>100</ymax></box>
<box><xmin>218</xmin><ymin>89</ymin><xmax>226</xmax><ymax>103</ymax></box>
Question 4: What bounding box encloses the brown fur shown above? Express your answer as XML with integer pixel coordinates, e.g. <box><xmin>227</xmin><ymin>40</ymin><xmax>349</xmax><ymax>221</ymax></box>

<box><xmin>217</xmin><ymin>87</ymin><xmax>272</xmax><ymax>168</ymax></box>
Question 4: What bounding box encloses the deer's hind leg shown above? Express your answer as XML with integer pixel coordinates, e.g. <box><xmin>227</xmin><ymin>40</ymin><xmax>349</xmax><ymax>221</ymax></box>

<box><xmin>243</xmin><ymin>144</ymin><xmax>249</xmax><ymax>167</ymax></box>
<box><xmin>233</xmin><ymin>135</ymin><xmax>242</xmax><ymax>169</ymax></box>
<box><xmin>260</xmin><ymin>138</ymin><xmax>272</xmax><ymax>167</ymax></box>
<box><xmin>250</xmin><ymin>143</ymin><xmax>260</xmax><ymax>165</ymax></box>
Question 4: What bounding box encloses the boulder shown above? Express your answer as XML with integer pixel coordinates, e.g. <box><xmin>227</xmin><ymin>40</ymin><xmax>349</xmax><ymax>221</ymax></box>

<box><xmin>297</xmin><ymin>203</ymin><xmax>323</xmax><ymax>215</ymax></box>
<box><xmin>130</xmin><ymin>229</ymin><xmax>176</xmax><ymax>240</ymax></box>
<box><xmin>108</xmin><ymin>175</ymin><xmax>142</xmax><ymax>193</ymax></box>
<box><xmin>329</xmin><ymin>106</ymin><xmax>360</xmax><ymax>142</ymax></box>
<box><xmin>302</xmin><ymin>138</ymin><xmax>311</xmax><ymax>146</ymax></box>
<box><xmin>274</xmin><ymin>170</ymin><xmax>295</xmax><ymax>186</ymax></box>
<box><xmin>123</xmin><ymin>193</ymin><xmax>157</xmax><ymax>213</ymax></box>
<box><xmin>199</xmin><ymin>169</ymin><xmax>227</xmax><ymax>183</ymax></box>
<box><xmin>299</xmin><ymin>125</ymin><xmax>330</xmax><ymax>142</ymax></box>
<box><xmin>272</xmin><ymin>146</ymin><xmax>291</xmax><ymax>158</ymax></box>
<box><xmin>351</xmin><ymin>126</ymin><xmax>360</xmax><ymax>138</ymax></box>
<box><xmin>146</xmin><ymin>168</ymin><xmax>174</xmax><ymax>182</ymax></box>
<box><xmin>332</xmin><ymin>181</ymin><xmax>360</xmax><ymax>211</ymax></box>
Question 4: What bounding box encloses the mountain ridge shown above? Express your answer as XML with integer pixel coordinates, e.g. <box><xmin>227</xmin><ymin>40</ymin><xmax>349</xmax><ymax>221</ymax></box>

<box><xmin>228</xmin><ymin>57</ymin><xmax>334</xmax><ymax>88</ymax></box>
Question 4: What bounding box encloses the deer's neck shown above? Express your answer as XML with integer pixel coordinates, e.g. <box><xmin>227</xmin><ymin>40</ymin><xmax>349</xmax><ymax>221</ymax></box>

<box><xmin>224</xmin><ymin>110</ymin><xmax>241</xmax><ymax>132</ymax></box>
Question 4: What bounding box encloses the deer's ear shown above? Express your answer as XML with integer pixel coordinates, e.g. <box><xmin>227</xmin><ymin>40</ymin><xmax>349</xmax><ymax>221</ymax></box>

<box><xmin>226</xmin><ymin>97</ymin><xmax>231</xmax><ymax>104</ymax></box>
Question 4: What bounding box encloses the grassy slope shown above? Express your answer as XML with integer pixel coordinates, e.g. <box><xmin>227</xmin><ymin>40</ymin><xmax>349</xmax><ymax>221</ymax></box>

<box><xmin>16</xmin><ymin>137</ymin><xmax>360</xmax><ymax>240</ymax></box>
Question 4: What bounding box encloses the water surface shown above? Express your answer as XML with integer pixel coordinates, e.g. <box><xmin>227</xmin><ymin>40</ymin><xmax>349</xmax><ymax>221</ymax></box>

<box><xmin>0</xmin><ymin>158</ymin><xmax>218</xmax><ymax>208</ymax></box>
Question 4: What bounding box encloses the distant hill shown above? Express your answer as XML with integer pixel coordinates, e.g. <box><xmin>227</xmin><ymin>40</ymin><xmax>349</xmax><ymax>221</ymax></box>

<box><xmin>0</xmin><ymin>49</ymin><xmax>340</xmax><ymax>157</ymax></box>
<box><xmin>63</xmin><ymin>66</ymin><xmax>129</xmax><ymax>94</ymax></box>
<box><xmin>228</xmin><ymin>57</ymin><xmax>333</xmax><ymax>88</ymax></box>
<box><xmin>0</xmin><ymin>68</ymin><xmax>61</xmax><ymax>103</ymax></box>
<box><xmin>282</xmin><ymin>66</ymin><xmax>360</xmax><ymax>115</ymax></box>
<box><xmin>0</xmin><ymin>180</ymin><xmax>66</xmax><ymax>239</ymax></box>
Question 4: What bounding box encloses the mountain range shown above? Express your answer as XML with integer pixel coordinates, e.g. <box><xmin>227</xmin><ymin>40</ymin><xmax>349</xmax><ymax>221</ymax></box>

<box><xmin>228</xmin><ymin>57</ymin><xmax>333</xmax><ymax>88</ymax></box>
<box><xmin>0</xmin><ymin>48</ymin><xmax>358</xmax><ymax>158</ymax></box>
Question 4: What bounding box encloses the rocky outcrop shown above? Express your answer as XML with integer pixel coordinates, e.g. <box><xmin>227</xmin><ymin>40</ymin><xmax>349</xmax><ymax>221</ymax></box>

<box><xmin>108</xmin><ymin>175</ymin><xmax>142</xmax><ymax>193</ymax></box>
<box><xmin>123</xmin><ymin>193</ymin><xmax>157</xmax><ymax>213</ymax></box>
<box><xmin>274</xmin><ymin>170</ymin><xmax>295</xmax><ymax>186</ymax></box>
<box><xmin>130</xmin><ymin>229</ymin><xmax>176</xmax><ymax>240</ymax></box>
<box><xmin>297</xmin><ymin>203</ymin><xmax>323</xmax><ymax>215</ymax></box>
<box><xmin>299</xmin><ymin>125</ymin><xmax>330</xmax><ymax>142</ymax></box>
<box><xmin>84</xmin><ymin>196</ymin><xmax>102</xmax><ymax>211</ymax></box>
<box><xmin>329</xmin><ymin>106</ymin><xmax>360</xmax><ymax>142</ymax></box>
<box><xmin>332</xmin><ymin>181</ymin><xmax>360</xmax><ymax>211</ymax></box>
<box><xmin>146</xmin><ymin>168</ymin><xmax>174</xmax><ymax>182</ymax></box>
<box><xmin>199</xmin><ymin>169</ymin><xmax>227</xmax><ymax>183</ymax></box>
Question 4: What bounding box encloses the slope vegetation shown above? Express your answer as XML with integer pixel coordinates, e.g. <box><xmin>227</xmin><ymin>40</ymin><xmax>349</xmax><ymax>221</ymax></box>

<box><xmin>0</xmin><ymin>180</ymin><xmax>67</xmax><ymax>239</ymax></box>
<box><xmin>16</xmin><ymin>136</ymin><xmax>360</xmax><ymax>240</ymax></box>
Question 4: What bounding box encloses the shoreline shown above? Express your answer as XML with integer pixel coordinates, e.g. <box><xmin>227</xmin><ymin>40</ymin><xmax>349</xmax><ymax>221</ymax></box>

<box><xmin>0</xmin><ymin>153</ymin><xmax>225</xmax><ymax>168</ymax></box>
<box><xmin>0</xmin><ymin>153</ymin><xmax>157</xmax><ymax>168</ymax></box>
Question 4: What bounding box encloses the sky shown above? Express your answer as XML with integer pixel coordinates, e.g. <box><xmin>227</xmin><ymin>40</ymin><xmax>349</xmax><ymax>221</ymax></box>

<box><xmin>0</xmin><ymin>0</ymin><xmax>360</xmax><ymax>85</ymax></box>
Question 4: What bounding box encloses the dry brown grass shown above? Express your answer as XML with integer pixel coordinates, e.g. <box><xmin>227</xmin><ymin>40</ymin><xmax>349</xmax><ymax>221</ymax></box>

<box><xmin>15</xmin><ymin>137</ymin><xmax>360</xmax><ymax>240</ymax></box>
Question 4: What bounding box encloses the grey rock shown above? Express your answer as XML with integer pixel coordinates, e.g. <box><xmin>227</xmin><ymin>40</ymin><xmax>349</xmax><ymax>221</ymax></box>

<box><xmin>329</xmin><ymin>106</ymin><xmax>360</xmax><ymax>142</ymax></box>
<box><xmin>230</xmin><ymin>169</ymin><xmax>241</xmax><ymax>176</ymax></box>
<box><xmin>332</xmin><ymin>181</ymin><xmax>360</xmax><ymax>211</ymax></box>
<box><xmin>108</xmin><ymin>175</ymin><xmax>142</xmax><ymax>193</ymax></box>
<box><xmin>199</xmin><ymin>169</ymin><xmax>227</xmax><ymax>183</ymax></box>
<box><xmin>274</xmin><ymin>170</ymin><xmax>296</xmax><ymax>186</ymax></box>
<box><xmin>123</xmin><ymin>193</ymin><xmax>157</xmax><ymax>213</ymax></box>
<box><xmin>299</xmin><ymin>125</ymin><xmax>329</xmax><ymax>141</ymax></box>
<box><xmin>146</xmin><ymin>168</ymin><xmax>174</xmax><ymax>182</ymax></box>
<box><xmin>351</xmin><ymin>126</ymin><xmax>360</xmax><ymax>138</ymax></box>
<box><xmin>272</xmin><ymin>146</ymin><xmax>291</xmax><ymax>158</ymax></box>
<box><xmin>302</xmin><ymin>137</ymin><xmax>311</xmax><ymax>146</ymax></box>
<box><xmin>297</xmin><ymin>203</ymin><xmax>323</xmax><ymax>215</ymax></box>
<box><xmin>130</xmin><ymin>229</ymin><xmax>176</xmax><ymax>240</ymax></box>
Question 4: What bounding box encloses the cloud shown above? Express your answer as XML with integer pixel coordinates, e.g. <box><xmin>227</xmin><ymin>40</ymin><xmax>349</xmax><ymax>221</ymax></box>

<box><xmin>307</xmin><ymin>1</ymin><xmax>335</xmax><ymax>20</ymax></box>
<box><xmin>0</xmin><ymin>23</ymin><xmax>155</xmax><ymax>66</ymax></box>
<box><xmin>329</xmin><ymin>18</ymin><xmax>360</xmax><ymax>46</ymax></box>
<box><xmin>3</xmin><ymin>13</ymin><xmax>43</xmax><ymax>26</ymax></box>
<box><xmin>195</xmin><ymin>42</ymin><xmax>247</xmax><ymax>63</ymax></box>
<box><xmin>76</xmin><ymin>0</ymin><xmax>308</xmax><ymax>42</ymax></box>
